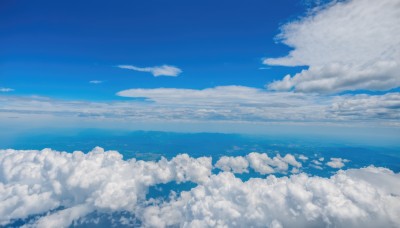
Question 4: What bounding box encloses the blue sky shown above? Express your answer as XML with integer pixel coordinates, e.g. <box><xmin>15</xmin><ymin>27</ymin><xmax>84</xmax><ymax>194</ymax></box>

<box><xmin>0</xmin><ymin>0</ymin><xmax>399</xmax><ymax>136</ymax></box>
<box><xmin>1</xmin><ymin>1</ymin><xmax>400</xmax><ymax>227</ymax></box>
<box><xmin>1</xmin><ymin>0</ymin><xmax>306</xmax><ymax>100</ymax></box>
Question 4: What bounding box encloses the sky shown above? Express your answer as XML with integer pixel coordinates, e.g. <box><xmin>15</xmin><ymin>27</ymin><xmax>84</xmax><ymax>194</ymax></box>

<box><xmin>1</xmin><ymin>0</ymin><xmax>400</xmax><ymax>138</ymax></box>
<box><xmin>1</xmin><ymin>1</ymin><xmax>400</xmax><ymax>227</ymax></box>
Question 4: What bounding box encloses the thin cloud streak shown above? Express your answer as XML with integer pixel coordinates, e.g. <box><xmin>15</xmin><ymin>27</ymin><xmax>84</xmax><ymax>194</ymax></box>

<box><xmin>0</xmin><ymin>87</ymin><xmax>14</xmax><ymax>92</ymax></box>
<box><xmin>117</xmin><ymin>64</ymin><xmax>182</xmax><ymax>77</ymax></box>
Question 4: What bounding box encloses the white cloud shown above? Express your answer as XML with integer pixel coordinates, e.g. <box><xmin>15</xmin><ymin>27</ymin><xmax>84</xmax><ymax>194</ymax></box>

<box><xmin>298</xmin><ymin>154</ymin><xmax>308</xmax><ymax>161</ymax></box>
<box><xmin>264</xmin><ymin>0</ymin><xmax>400</xmax><ymax>93</ymax></box>
<box><xmin>215</xmin><ymin>153</ymin><xmax>301</xmax><ymax>174</ymax></box>
<box><xmin>0</xmin><ymin>147</ymin><xmax>212</xmax><ymax>227</ymax></box>
<box><xmin>1</xmin><ymin>87</ymin><xmax>399</xmax><ymax>126</ymax></box>
<box><xmin>117</xmin><ymin>85</ymin><xmax>319</xmax><ymax>107</ymax></box>
<box><xmin>246</xmin><ymin>152</ymin><xmax>301</xmax><ymax>174</ymax></box>
<box><xmin>0</xmin><ymin>87</ymin><xmax>14</xmax><ymax>92</ymax></box>
<box><xmin>282</xmin><ymin>154</ymin><xmax>302</xmax><ymax>168</ymax></box>
<box><xmin>327</xmin><ymin>157</ymin><xmax>350</xmax><ymax>169</ymax></box>
<box><xmin>89</xmin><ymin>80</ymin><xmax>103</xmax><ymax>84</ymax></box>
<box><xmin>117</xmin><ymin>64</ymin><xmax>182</xmax><ymax>77</ymax></box>
<box><xmin>311</xmin><ymin>164</ymin><xmax>323</xmax><ymax>170</ymax></box>
<box><xmin>312</xmin><ymin>160</ymin><xmax>322</xmax><ymax>165</ymax></box>
<box><xmin>142</xmin><ymin>166</ymin><xmax>400</xmax><ymax>228</ymax></box>
<box><xmin>329</xmin><ymin>93</ymin><xmax>400</xmax><ymax>120</ymax></box>
<box><xmin>0</xmin><ymin>148</ymin><xmax>399</xmax><ymax>227</ymax></box>
<box><xmin>215</xmin><ymin>156</ymin><xmax>249</xmax><ymax>173</ymax></box>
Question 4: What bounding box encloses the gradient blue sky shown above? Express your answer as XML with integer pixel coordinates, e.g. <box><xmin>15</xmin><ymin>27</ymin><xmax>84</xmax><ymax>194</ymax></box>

<box><xmin>0</xmin><ymin>0</ymin><xmax>399</xmax><ymax>138</ymax></box>
<box><xmin>2</xmin><ymin>1</ymin><xmax>400</xmax><ymax>226</ymax></box>
<box><xmin>1</xmin><ymin>0</ymin><xmax>307</xmax><ymax>100</ymax></box>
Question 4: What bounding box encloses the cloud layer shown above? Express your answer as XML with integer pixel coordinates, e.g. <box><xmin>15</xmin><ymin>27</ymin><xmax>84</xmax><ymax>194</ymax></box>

<box><xmin>1</xmin><ymin>86</ymin><xmax>399</xmax><ymax>126</ymax></box>
<box><xmin>264</xmin><ymin>0</ymin><xmax>400</xmax><ymax>93</ymax></box>
<box><xmin>117</xmin><ymin>65</ymin><xmax>182</xmax><ymax>77</ymax></box>
<box><xmin>1</xmin><ymin>148</ymin><xmax>399</xmax><ymax>227</ymax></box>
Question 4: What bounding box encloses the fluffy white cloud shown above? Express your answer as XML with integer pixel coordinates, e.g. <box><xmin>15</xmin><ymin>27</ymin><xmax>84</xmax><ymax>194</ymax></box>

<box><xmin>142</xmin><ymin>166</ymin><xmax>400</xmax><ymax>228</ymax></box>
<box><xmin>264</xmin><ymin>0</ymin><xmax>400</xmax><ymax>93</ymax></box>
<box><xmin>0</xmin><ymin>147</ymin><xmax>212</xmax><ymax>227</ymax></box>
<box><xmin>0</xmin><ymin>148</ymin><xmax>399</xmax><ymax>227</ymax></box>
<box><xmin>215</xmin><ymin>156</ymin><xmax>249</xmax><ymax>173</ymax></box>
<box><xmin>0</xmin><ymin>87</ymin><xmax>14</xmax><ymax>92</ymax></box>
<box><xmin>326</xmin><ymin>157</ymin><xmax>350</xmax><ymax>169</ymax></box>
<box><xmin>215</xmin><ymin>153</ymin><xmax>301</xmax><ymax>174</ymax></box>
<box><xmin>117</xmin><ymin>64</ymin><xmax>182</xmax><ymax>77</ymax></box>
<box><xmin>298</xmin><ymin>154</ymin><xmax>308</xmax><ymax>161</ymax></box>
<box><xmin>246</xmin><ymin>153</ymin><xmax>301</xmax><ymax>175</ymax></box>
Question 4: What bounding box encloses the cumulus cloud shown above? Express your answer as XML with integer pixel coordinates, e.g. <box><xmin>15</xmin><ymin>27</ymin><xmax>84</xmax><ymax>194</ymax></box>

<box><xmin>298</xmin><ymin>154</ymin><xmax>308</xmax><ymax>161</ymax></box>
<box><xmin>264</xmin><ymin>0</ymin><xmax>400</xmax><ymax>93</ymax></box>
<box><xmin>0</xmin><ymin>147</ymin><xmax>212</xmax><ymax>227</ymax></box>
<box><xmin>0</xmin><ymin>148</ymin><xmax>399</xmax><ymax>227</ymax></box>
<box><xmin>0</xmin><ymin>87</ymin><xmax>14</xmax><ymax>92</ymax></box>
<box><xmin>215</xmin><ymin>153</ymin><xmax>301</xmax><ymax>174</ymax></box>
<box><xmin>215</xmin><ymin>156</ymin><xmax>249</xmax><ymax>173</ymax></box>
<box><xmin>326</xmin><ymin>157</ymin><xmax>350</xmax><ymax>169</ymax></box>
<box><xmin>144</xmin><ymin>166</ymin><xmax>400</xmax><ymax>228</ymax></box>
<box><xmin>117</xmin><ymin>64</ymin><xmax>182</xmax><ymax>77</ymax></box>
<box><xmin>246</xmin><ymin>153</ymin><xmax>302</xmax><ymax>175</ymax></box>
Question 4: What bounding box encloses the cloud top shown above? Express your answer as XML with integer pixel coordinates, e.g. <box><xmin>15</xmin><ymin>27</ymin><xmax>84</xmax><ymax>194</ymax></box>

<box><xmin>1</xmin><ymin>148</ymin><xmax>399</xmax><ymax>227</ymax></box>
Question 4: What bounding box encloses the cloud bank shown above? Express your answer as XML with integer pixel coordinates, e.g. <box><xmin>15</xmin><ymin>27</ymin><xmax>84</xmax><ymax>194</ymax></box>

<box><xmin>1</xmin><ymin>148</ymin><xmax>399</xmax><ymax>227</ymax></box>
<box><xmin>1</xmin><ymin>86</ymin><xmax>399</xmax><ymax>126</ymax></box>
<box><xmin>264</xmin><ymin>0</ymin><xmax>400</xmax><ymax>93</ymax></box>
<box><xmin>117</xmin><ymin>65</ymin><xmax>182</xmax><ymax>77</ymax></box>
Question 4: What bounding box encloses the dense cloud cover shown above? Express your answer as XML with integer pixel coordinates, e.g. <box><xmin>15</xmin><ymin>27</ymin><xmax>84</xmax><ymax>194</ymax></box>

<box><xmin>1</xmin><ymin>148</ymin><xmax>399</xmax><ymax>227</ymax></box>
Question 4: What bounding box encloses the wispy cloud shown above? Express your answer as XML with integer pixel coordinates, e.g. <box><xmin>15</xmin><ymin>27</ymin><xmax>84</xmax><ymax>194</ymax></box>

<box><xmin>117</xmin><ymin>64</ymin><xmax>182</xmax><ymax>77</ymax></box>
<box><xmin>89</xmin><ymin>80</ymin><xmax>103</xmax><ymax>84</ymax></box>
<box><xmin>0</xmin><ymin>87</ymin><xmax>14</xmax><ymax>92</ymax></box>
<box><xmin>1</xmin><ymin>86</ymin><xmax>399</xmax><ymax>126</ymax></box>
